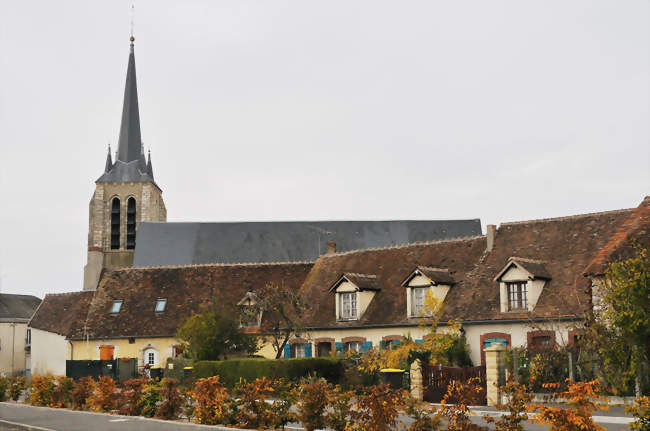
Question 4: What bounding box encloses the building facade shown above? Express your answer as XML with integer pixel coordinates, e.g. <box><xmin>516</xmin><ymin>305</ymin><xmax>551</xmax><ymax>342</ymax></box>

<box><xmin>0</xmin><ymin>294</ymin><xmax>41</xmax><ymax>376</ymax></box>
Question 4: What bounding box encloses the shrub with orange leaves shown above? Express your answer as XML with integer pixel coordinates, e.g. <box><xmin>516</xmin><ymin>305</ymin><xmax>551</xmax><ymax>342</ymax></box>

<box><xmin>295</xmin><ymin>378</ymin><xmax>331</xmax><ymax>431</ymax></box>
<box><xmin>119</xmin><ymin>378</ymin><xmax>147</xmax><ymax>416</ymax></box>
<box><xmin>626</xmin><ymin>396</ymin><xmax>649</xmax><ymax>431</ymax></box>
<box><xmin>529</xmin><ymin>379</ymin><xmax>607</xmax><ymax>431</ymax></box>
<box><xmin>188</xmin><ymin>376</ymin><xmax>230</xmax><ymax>425</ymax></box>
<box><xmin>71</xmin><ymin>376</ymin><xmax>94</xmax><ymax>410</ymax></box>
<box><xmin>28</xmin><ymin>375</ymin><xmax>55</xmax><ymax>406</ymax></box>
<box><xmin>350</xmin><ymin>383</ymin><xmax>407</xmax><ymax>431</ymax></box>
<box><xmin>8</xmin><ymin>376</ymin><xmax>27</xmax><ymax>401</ymax></box>
<box><xmin>155</xmin><ymin>378</ymin><xmax>184</xmax><ymax>420</ymax></box>
<box><xmin>484</xmin><ymin>380</ymin><xmax>532</xmax><ymax>431</ymax></box>
<box><xmin>404</xmin><ymin>396</ymin><xmax>443</xmax><ymax>431</ymax></box>
<box><xmin>234</xmin><ymin>377</ymin><xmax>276</xmax><ymax>429</ymax></box>
<box><xmin>51</xmin><ymin>376</ymin><xmax>75</xmax><ymax>408</ymax></box>
<box><xmin>87</xmin><ymin>376</ymin><xmax>117</xmax><ymax>412</ymax></box>
<box><xmin>439</xmin><ymin>377</ymin><xmax>488</xmax><ymax>431</ymax></box>
<box><xmin>323</xmin><ymin>385</ymin><xmax>354</xmax><ymax>431</ymax></box>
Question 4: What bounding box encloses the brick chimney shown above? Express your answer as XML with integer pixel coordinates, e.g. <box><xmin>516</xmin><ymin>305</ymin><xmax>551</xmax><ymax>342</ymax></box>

<box><xmin>326</xmin><ymin>241</ymin><xmax>337</xmax><ymax>254</ymax></box>
<box><xmin>486</xmin><ymin>225</ymin><xmax>496</xmax><ymax>252</ymax></box>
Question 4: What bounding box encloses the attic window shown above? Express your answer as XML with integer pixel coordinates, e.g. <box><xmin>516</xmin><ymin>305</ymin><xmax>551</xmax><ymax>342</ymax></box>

<box><xmin>507</xmin><ymin>282</ymin><xmax>527</xmax><ymax>310</ymax></box>
<box><xmin>340</xmin><ymin>292</ymin><xmax>357</xmax><ymax>319</ymax></box>
<box><xmin>111</xmin><ymin>300</ymin><xmax>123</xmax><ymax>314</ymax></box>
<box><xmin>155</xmin><ymin>298</ymin><xmax>167</xmax><ymax>312</ymax></box>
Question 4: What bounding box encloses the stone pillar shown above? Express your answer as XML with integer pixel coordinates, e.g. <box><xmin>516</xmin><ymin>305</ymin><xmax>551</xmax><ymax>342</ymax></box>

<box><xmin>410</xmin><ymin>359</ymin><xmax>423</xmax><ymax>401</ymax></box>
<box><xmin>485</xmin><ymin>343</ymin><xmax>506</xmax><ymax>406</ymax></box>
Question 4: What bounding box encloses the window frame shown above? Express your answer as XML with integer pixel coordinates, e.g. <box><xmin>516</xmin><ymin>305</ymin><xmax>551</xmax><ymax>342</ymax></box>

<box><xmin>507</xmin><ymin>281</ymin><xmax>528</xmax><ymax>310</ymax></box>
<box><xmin>345</xmin><ymin>341</ymin><xmax>363</xmax><ymax>353</ymax></box>
<box><xmin>339</xmin><ymin>292</ymin><xmax>358</xmax><ymax>320</ymax></box>
<box><xmin>411</xmin><ymin>287</ymin><xmax>428</xmax><ymax>316</ymax></box>
<box><xmin>110</xmin><ymin>300</ymin><xmax>123</xmax><ymax>314</ymax></box>
<box><xmin>154</xmin><ymin>298</ymin><xmax>167</xmax><ymax>313</ymax></box>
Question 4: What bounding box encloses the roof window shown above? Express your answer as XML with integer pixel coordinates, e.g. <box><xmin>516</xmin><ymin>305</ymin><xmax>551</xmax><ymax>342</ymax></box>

<box><xmin>111</xmin><ymin>300</ymin><xmax>123</xmax><ymax>314</ymax></box>
<box><xmin>155</xmin><ymin>298</ymin><xmax>167</xmax><ymax>312</ymax></box>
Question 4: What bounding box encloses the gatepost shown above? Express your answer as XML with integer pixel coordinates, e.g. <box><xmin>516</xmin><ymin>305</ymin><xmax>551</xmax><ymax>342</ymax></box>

<box><xmin>410</xmin><ymin>359</ymin><xmax>423</xmax><ymax>401</ymax></box>
<box><xmin>485</xmin><ymin>342</ymin><xmax>506</xmax><ymax>406</ymax></box>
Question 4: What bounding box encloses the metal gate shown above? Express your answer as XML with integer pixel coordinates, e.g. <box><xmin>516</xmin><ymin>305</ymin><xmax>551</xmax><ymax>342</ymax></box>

<box><xmin>66</xmin><ymin>359</ymin><xmax>138</xmax><ymax>381</ymax></box>
<box><xmin>422</xmin><ymin>364</ymin><xmax>486</xmax><ymax>405</ymax></box>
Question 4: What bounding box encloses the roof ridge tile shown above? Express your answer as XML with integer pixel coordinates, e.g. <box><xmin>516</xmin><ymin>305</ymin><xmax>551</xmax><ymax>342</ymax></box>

<box><xmin>501</xmin><ymin>208</ymin><xmax>634</xmax><ymax>227</ymax></box>
<box><xmin>123</xmin><ymin>260</ymin><xmax>315</xmax><ymax>272</ymax></box>
<box><xmin>321</xmin><ymin>235</ymin><xmax>486</xmax><ymax>258</ymax></box>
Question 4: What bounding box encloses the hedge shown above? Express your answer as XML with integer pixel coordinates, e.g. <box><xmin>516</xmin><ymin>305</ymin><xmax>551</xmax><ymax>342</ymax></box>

<box><xmin>193</xmin><ymin>357</ymin><xmax>344</xmax><ymax>388</ymax></box>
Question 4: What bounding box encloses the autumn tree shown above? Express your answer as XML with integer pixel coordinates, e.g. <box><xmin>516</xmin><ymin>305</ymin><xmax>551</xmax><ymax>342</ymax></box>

<box><xmin>587</xmin><ymin>246</ymin><xmax>649</xmax><ymax>396</ymax></box>
<box><xmin>249</xmin><ymin>282</ymin><xmax>308</xmax><ymax>359</ymax></box>
<box><xmin>177</xmin><ymin>304</ymin><xmax>259</xmax><ymax>360</ymax></box>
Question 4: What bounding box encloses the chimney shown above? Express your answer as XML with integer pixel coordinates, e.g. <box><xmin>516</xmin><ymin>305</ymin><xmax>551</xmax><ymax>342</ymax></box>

<box><xmin>326</xmin><ymin>241</ymin><xmax>337</xmax><ymax>254</ymax></box>
<box><xmin>486</xmin><ymin>225</ymin><xmax>496</xmax><ymax>252</ymax></box>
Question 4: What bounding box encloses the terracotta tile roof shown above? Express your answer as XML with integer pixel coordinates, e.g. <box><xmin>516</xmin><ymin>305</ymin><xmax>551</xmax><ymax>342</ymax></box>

<box><xmin>28</xmin><ymin>292</ymin><xmax>93</xmax><ymax>337</ymax></box>
<box><xmin>299</xmin><ymin>236</ymin><xmax>487</xmax><ymax>328</ymax></box>
<box><xmin>493</xmin><ymin>257</ymin><xmax>551</xmax><ymax>281</ymax></box>
<box><xmin>584</xmin><ymin>197</ymin><xmax>650</xmax><ymax>276</ymax></box>
<box><xmin>68</xmin><ymin>262</ymin><xmax>313</xmax><ymax>340</ymax></box>
<box><xmin>454</xmin><ymin>208</ymin><xmax>634</xmax><ymax>322</ymax></box>
<box><xmin>332</xmin><ymin>273</ymin><xmax>379</xmax><ymax>291</ymax></box>
<box><xmin>417</xmin><ymin>267</ymin><xmax>456</xmax><ymax>285</ymax></box>
<box><xmin>299</xmin><ymin>204</ymin><xmax>638</xmax><ymax>328</ymax></box>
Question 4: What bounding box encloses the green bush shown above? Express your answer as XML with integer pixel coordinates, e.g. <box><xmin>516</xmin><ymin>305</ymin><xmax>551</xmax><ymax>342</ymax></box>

<box><xmin>193</xmin><ymin>357</ymin><xmax>343</xmax><ymax>388</ymax></box>
<box><xmin>0</xmin><ymin>377</ymin><xmax>8</xmax><ymax>402</ymax></box>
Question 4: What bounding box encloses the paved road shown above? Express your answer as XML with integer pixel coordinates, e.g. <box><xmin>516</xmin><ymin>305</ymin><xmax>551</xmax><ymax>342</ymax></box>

<box><xmin>0</xmin><ymin>402</ymin><xmax>634</xmax><ymax>431</ymax></box>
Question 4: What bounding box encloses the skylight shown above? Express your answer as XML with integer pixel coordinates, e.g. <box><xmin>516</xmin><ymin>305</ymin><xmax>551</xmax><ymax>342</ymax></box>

<box><xmin>111</xmin><ymin>300</ymin><xmax>123</xmax><ymax>314</ymax></box>
<box><xmin>155</xmin><ymin>298</ymin><xmax>167</xmax><ymax>312</ymax></box>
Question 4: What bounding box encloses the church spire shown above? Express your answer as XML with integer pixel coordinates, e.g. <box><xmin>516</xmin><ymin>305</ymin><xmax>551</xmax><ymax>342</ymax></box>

<box><xmin>116</xmin><ymin>36</ymin><xmax>142</xmax><ymax>163</ymax></box>
<box><xmin>146</xmin><ymin>149</ymin><xmax>154</xmax><ymax>179</ymax></box>
<box><xmin>104</xmin><ymin>144</ymin><xmax>113</xmax><ymax>173</ymax></box>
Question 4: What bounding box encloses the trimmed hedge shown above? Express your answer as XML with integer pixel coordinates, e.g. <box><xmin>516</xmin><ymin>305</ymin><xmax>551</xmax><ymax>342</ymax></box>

<box><xmin>193</xmin><ymin>357</ymin><xmax>344</xmax><ymax>388</ymax></box>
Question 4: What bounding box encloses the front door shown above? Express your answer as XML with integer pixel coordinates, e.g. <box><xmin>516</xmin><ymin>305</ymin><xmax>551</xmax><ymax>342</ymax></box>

<box><xmin>317</xmin><ymin>342</ymin><xmax>332</xmax><ymax>357</ymax></box>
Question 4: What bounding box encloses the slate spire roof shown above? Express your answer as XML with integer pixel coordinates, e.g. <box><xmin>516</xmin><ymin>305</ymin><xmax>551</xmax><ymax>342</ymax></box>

<box><xmin>97</xmin><ymin>37</ymin><xmax>156</xmax><ymax>185</ymax></box>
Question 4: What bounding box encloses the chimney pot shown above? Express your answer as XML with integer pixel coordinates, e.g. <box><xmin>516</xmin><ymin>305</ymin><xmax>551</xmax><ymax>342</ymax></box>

<box><xmin>486</xmin><ymin>225</ymin><xmax>496</xmax><ymax>252</ymax></box>
<box><xmin>326</xmin><ymin>241</ymin><xmax>337</xmax><ymax>254</ymax></box>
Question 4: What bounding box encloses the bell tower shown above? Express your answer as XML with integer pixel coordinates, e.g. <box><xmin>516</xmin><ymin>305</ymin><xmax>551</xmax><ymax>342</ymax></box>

<box><xmin>83</xmin><ymin>37</ymin><xmax>166</xmax><ymax>291</ymax></box>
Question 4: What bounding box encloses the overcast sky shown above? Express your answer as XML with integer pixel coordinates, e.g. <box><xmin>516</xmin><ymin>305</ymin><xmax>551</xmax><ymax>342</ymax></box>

<box><xmin>0</xmin><ymin>1</ymin><xmax>648</xmax><ymax>298</ymax></box>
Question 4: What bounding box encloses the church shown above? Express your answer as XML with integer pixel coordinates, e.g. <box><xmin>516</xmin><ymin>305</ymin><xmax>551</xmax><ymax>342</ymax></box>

<box><xmin>27</xmin><ymin>38</ymin><xmax>649</xmax><ymax>376</ymax></box>
<box><xmin>82</xmin><ymin>36</ymin><xmax>482</xmax><ymax>291</ymax></box>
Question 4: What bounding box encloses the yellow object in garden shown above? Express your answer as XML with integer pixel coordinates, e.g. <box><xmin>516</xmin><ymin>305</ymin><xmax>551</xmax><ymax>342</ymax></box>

<box><xmin>380</xmin><ymin>368</ymin><xmax>404</xmax><ymax>372</ymax></box>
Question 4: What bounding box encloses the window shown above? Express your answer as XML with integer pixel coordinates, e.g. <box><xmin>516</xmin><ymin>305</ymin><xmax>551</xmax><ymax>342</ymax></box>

<box><xmin>110</xmin><ymin>198</ymin><xmax>120</xmax><ymax>249</ymax></box>
<box><xmin>144</xmin><ymin>348</ymin><xmax>158</xmax><ymax>366</ymax></box>
<box><xmin>340</xmin><ymin>292</ymin><xmax>357</xmax><ymax>319</ymax></box>
<box><xmin>412</xmin><ymin>287</ymin><xmax>427</xmax><ymax>316</ymax></box>
<box><xmin>294</xmin><ymin>343</ymin><xmax>305</xmax><ymax>358</ymax></box>
<box><xmin>111</xmin><ymin>300</ymin><xmax>123</xmax><ymax>313</ymax></box>
<box><xmin>154</xmin><ymin>298</ymin><xmax>167</xmax><ymax>312</ymax></box>
<box><xmin>345</xmin><ymin>341</ymin><xmax>362</xmax><ymax>352</ymax></box>
<box><xmin>25</xmin><ymin>329</ymin><xmax>31</xmax><ymax>346</ymax></box>
<box><xmin>126</xmin><ymin>197</ymin><xmax>136</xmax><ymax>250</ymax></box>
<box><xmin>531</xmin><ymin>335</ymin><xmax>552</xmax><ymax>350</ymax></box>
<box><xmin>507</xmin><ymin>282</ymin><xmax>527</xmax><ymax>310</ymax></box>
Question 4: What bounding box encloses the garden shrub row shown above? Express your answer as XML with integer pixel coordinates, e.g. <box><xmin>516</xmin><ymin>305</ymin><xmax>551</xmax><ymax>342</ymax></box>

<box><xmin>193</xmin><ymin>357</ymin><xmax>344</xmax><ymax>387</ymax></box>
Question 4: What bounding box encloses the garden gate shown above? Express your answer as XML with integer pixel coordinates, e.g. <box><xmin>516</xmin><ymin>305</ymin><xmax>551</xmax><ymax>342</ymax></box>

<box><xmin>422</xmin><ymin>364</ymin><xmax>487</xmax><ymax>405</ymax></box>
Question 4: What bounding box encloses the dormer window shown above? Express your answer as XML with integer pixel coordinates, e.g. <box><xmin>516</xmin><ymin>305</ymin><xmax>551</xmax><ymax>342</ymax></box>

<box><xmin>110</xmin><ymin>300</ymin><xmax>123</xmax><ymax>314</ymax></box>
<box><xmin>237</xmin><ymin>291</ymin><xmax>262</xmax><ymax>329</ymax></box>
<box><xmin>154</xmin><ymin>298</ymin><xmax>167</xmax><ymax>312</ymax></box>
<box><xmin>507</xmin><ymin>282</ymin><xmax>527</xmax><ymax>310</ymax></box>
<box><xmin>401</xmin><ymin>267</ymin><xmax>455</xmax><ymax>318</ymax></box>
<box><xmin>494</xmin><ymin>257</ymin><xmax>550</xmax><ymax>313</ymax></box>
<box><xmin>329</xmin><ymin>273</ymin><xmax>379</xmax><ymax>321</ymax></box>
<box><xmin>340</xmin><ymin>292</ymin><xmax>357</xmax><ymax>319</ymax></box>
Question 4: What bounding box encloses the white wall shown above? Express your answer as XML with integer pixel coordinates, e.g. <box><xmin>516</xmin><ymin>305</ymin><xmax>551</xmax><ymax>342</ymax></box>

<box><xmin>29</xmin><ymin>328</ymin><xmax>68</xmax><ymax>376</ymax></box>
<box><xmin>0</xmin><ymin>322</ymin><xmax>28</xmax><ymax>375</ymax></box>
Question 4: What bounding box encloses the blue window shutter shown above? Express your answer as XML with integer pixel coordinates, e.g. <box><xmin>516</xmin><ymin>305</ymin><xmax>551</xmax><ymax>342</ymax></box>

<box><xmin>361</xmin><ymin>341</ymin><xmax>372</xmax><ymax>352</ymax></box>
<box><xmin>416</xmin><ymin>339</ymin><xmax>424</xmax><ymax>344</ymax></box>
<box><xmin>305</xmin><ymin>343</ymin><xmax>312</xmax><ymax>357</ymax></box>
<box><xmin>380</xmin><ymin>340</ymin><xmax>386</xmax><ymax>349</ymax></box>
<box><xmin>335</xmin><ymin>342</ymin><xmax>344</xmax><ymax>355</ymax></box>
<box><xmin>484</xmin><ymin>337</ymin><xmax>508</xmax><ymax>348</ymax></box>
<box><xmin>394</xmin><ymin>339</ymin><xmax>402</xmax><ymax>346</ymax></box>
<box><xmin>283</xmin><ymin>343</ymin><xmax>291</xmax><ymax>358</ymax></box>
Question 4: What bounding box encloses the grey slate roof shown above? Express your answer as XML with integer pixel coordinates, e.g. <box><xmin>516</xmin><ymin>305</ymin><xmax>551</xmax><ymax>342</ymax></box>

<box><xmin>97</xmin><ymin>40</ymin><xmax>156</xmax><ymax>185</ymax></box>
<box><xmin>133</xmin><ymin>219</ymin><xmax>482</xmax><ymax>267</ymax></box>
<box><xmin>0</xmin><ymin>293</ymin><xmax>41</xmax><ymax>322</ymax></box>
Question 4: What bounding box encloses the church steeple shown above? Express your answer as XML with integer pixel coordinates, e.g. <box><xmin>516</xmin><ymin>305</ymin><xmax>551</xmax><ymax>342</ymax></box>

<box><xmin>116</xmin><ymin>36</ymin><xmax>142</xmax><ymax>163</ymax></box>
<box><xmin>104</xmin><ymin>145</ymin><xmax>113</xmax><ymax>173</ymax></box>
<box><xmin>146</xmin><ymin>149</ymin><xmax>154</xmax><ymax>179</ymax></box>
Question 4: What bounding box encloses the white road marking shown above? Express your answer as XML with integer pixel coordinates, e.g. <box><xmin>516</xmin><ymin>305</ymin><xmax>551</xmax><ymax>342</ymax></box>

<box><xmin>109</xmin><ymin>418</ymin><xmax>130</xmax><ymax>422</ymax></box>
<box><xmin>471</xmin><ymin>410</ymin><xmax>633</xmax><ymax>424</ymax></box>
